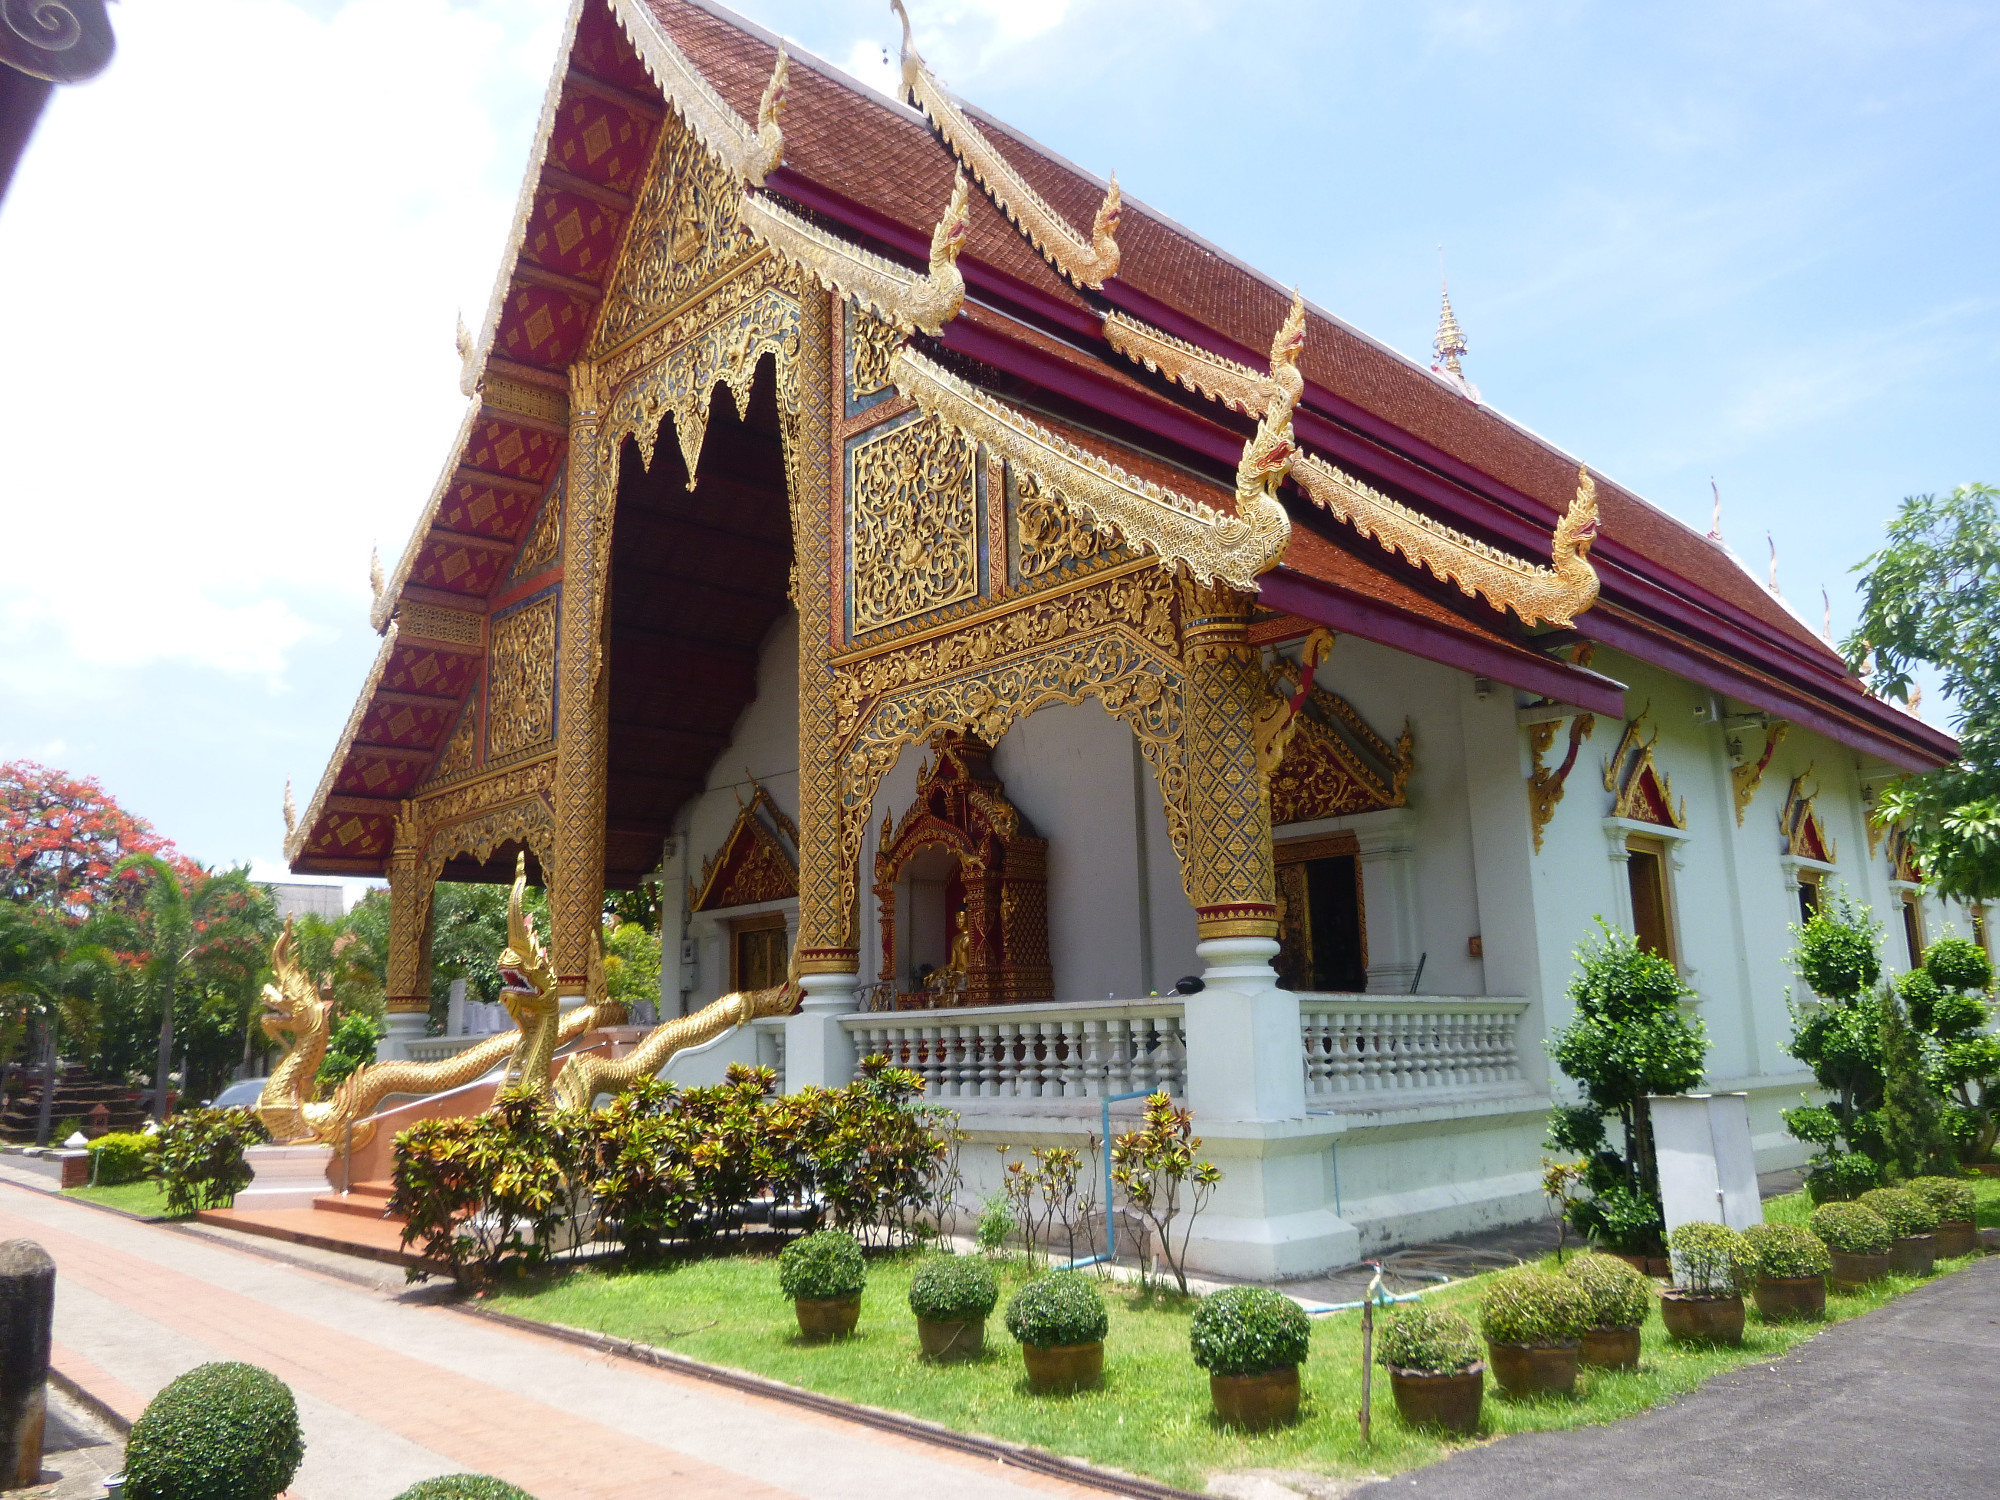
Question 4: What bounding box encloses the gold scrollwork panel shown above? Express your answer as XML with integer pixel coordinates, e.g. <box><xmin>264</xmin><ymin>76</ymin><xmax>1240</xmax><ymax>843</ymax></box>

<box><xmin>850</xmin><ymin>414</ymin><xmax>979</xmax><ymax>633</ymax></box>
<box><xmin>487</xmin><ymin>596</ymin><xmax>558</xmax><ymax>759</ymax></box>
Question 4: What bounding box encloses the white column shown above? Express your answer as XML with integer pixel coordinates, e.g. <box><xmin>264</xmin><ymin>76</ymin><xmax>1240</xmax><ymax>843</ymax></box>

<box><xmin>1355</xmin><ymin>811</ymin><xmax>1420</xmax><ymax>993</ymax></box>
<box><xmin>784</xmin><ymin>971</ymin><xmax>859</xmax><ymax>1089</ymax></box>
<box><xmin>377</xmin><ymin>1009</ymin><xmax>429</xmax><ymax>1062</ymax></box>
<box><xmin>445</xmin><ymin>978</ymin><xmax>468</xmax><ymax>1037</ymax></box>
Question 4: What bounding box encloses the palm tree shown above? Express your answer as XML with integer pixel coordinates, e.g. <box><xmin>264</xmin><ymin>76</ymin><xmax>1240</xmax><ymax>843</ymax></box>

<box><xmin>110</xmin><ymin>856</ymin><xmax>266</xmax><ymax>1123</ymax></box>
<box><xmin>0</xmin><ymin>902</ymin><xmax>117</xmax><ymax>1143</ymax></box>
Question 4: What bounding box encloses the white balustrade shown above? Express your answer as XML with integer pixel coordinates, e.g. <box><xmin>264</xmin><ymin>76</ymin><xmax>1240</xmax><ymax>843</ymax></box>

<box><xmin>402</xmin><ymin>1035</ymin><xmax>499</xmax><ymax>1066</ymax></box>
<box><xmin>1298</xmin><ymin>996</ymin><xmax>1527</xmax><ymax>1101</ymax></box>
<box><xmin>752</xmin><ymin>1016</ymin><xmax>787</xmax><ymax>1091</ymax></box>
<box><xmin>839</xmin><ymin>999</ymin><xmax>1187</xmax><ymax>1100</ymax></box>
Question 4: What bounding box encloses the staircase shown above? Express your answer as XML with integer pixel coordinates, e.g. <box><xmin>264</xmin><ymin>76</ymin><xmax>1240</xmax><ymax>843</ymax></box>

<box><xmin>0</xmin><ymin>1065</ymin><xmax>146</xmax><ymax>1143</ymax></box>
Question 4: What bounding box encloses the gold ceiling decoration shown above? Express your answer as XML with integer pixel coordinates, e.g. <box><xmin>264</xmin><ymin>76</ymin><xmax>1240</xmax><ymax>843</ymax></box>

<box><xmin>889</xmin><ymin>346</ymin><xmax>1288</xmax><ymax>589</ymax></box>
<box><xmin>892</xmin><ymin>0</ymin><xmax>1121</xmax><ymax>289</ymax></box>
<box><xmin>741</xmin><ymin>171</ymin><xmax>971</xmax><ymax>336</ymax></box>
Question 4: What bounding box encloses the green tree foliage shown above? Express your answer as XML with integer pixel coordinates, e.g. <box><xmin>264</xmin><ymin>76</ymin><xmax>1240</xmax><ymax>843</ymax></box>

<box><xmin>315</xmin><ymin>1011</ymin><xmax>386</xmax><ymax>1095</ymax></box>
<box><xmin>1848</xmin><ymin>483</ymin><xmax>2000</xmax><ymax>900</ymax></box>
<box><xmin>1545</xmin><ymin>920</ymin><xmax>1705</xmax><ymax>1252</ymax></box>
<box><xmin>603</xmin><ymin>920</ymin><xmax>662</xmax><ymax>1014</ymax></box>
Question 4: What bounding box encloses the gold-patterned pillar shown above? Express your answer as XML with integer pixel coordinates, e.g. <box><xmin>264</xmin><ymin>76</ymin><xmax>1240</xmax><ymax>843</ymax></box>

<box><xmin>382</xmin><ymin>801</ymin><xmax>434</xmax><ymax>1058</ymax></box>
<box><xmin>1179</xmin><ymin>580</ymin><xmax>1279</xmax><ymax>946</ymax></box>
<box><xmin>550</xmin><ymin>360</ymin><xmax>611</xmax><ymax>997</ymax></box>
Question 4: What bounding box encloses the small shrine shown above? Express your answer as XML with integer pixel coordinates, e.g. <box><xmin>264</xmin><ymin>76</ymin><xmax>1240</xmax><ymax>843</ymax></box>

<box><xmin>872</xmin><ymin>733</ymin><xmax>1050</xmax><ymax>1008</ymax></box>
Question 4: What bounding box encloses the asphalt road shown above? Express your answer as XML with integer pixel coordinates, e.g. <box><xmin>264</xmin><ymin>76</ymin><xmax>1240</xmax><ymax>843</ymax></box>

<box><xmin>1354</xmin><ymin>1254</ymin><xmax>2000</xmax><ymax>1500</ymax></box>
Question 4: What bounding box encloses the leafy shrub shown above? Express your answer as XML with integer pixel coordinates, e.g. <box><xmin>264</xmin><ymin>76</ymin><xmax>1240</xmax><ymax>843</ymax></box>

<box><xmin>1110</xmin><ymin>1091</ymin><xmax>1222</xmax><ymax>1294</ymax></box>
<box><xmin>123</xmin><ymin>1362</ymin><xmax>304</xmax><ymax>1500</ymax></box>
<box><xmin>907</xmin><ymin>1253</ymin><xmax>998</xmax><ymax>1322</ymax></box>
<box><xmin>1906</xmin><ymin>1174</ymin><xmax>1976</xmax><ymax>1223</ymax></box>
<box><xmin>316</xmin><ymin>1011</ymin><xmax>386</xmax><ymax>1095</ymax></box>
<box><xmin>1923</xmin><ymin>937</ymin><xmax>1992</xmax><ymax>995</ymax></box>
<box><xmin>779</xmin><ymin>1230</ymin><xmax>865</xmax><ymax>1301</ymax></box>
<box><xmin>148</xmin><ymin>1107</ymin><xmax>267</xmax><ymax>1217</ymax></box>
<box><xmin>976</xmin><ymin>1194</ymin><xmax>1014</xmax><ymax>1253</ymax></box>
<box><xmin>394</xmin><ymin>1481</ymin><xmax>537</xmax><ymax>1500</ymax></box>
<box><xmin>1669</xmin><ymin>1221</ymin><xmax>1755</xmax><ymax>1296</ymax></box>
<box><xmin>1743</xmin><ymin>1222</ymin><xmax>1831</xmax><ymax>1280</ymax></box>
<box><xmin>1560</xmin><ymin>1250</ymin><xmax>1653</xmax><ymax>1328</ymax></box>
<box><xmin>1005</xmin><ymin>1270</ymin><xmax>1108</xmax><ymax>1349</ymax></box>
<box><xmin>1375</xmin><ymin>1302</ymin><xmax>1482</xmax><ymax>1375</ymax></box>
<box><xmin>1857</xmin><ymin>1186</ymin><xmax>1937</xmax><ymax>1237</ymax></box>
<box><xmin>1807</xmin><ymin>1201</ymin><xmax>1892</xmax><ymax>1255</ymax></box>
<box><xmin>87</xmin><ymin>1130</ymin><xmax>152</xmax><ymax>1186</ymax></box>
<box><xmin>1803</xmin><ymin>1149</ymin><xmax>1880</xmax><ymax>1204</ymax></box>
<box><xmin>1189</xmin><ymin>1285</ymin><xmax>1311</xmax><ymax>1376</ymax></box>
<box><xmin>1479</xmin><ymin>1268</ymin><xmax>1590</xmax><ymax>1346</ymax></box>
<box><xmin>1794</xmin><ymin>902</ymin><xmax>1882</xmax><ymax>1000</ymax></box>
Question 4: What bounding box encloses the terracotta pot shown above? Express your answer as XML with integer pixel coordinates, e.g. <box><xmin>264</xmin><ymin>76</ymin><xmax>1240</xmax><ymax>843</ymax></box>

<box><xmin>1209</xmin><ymin>1366</ymin><xmax>1300</xmax><ymax>1431</ymax></box>
<box><xmin>1578</xmin><ymin>1325</ymin><xmax>1641</xmax><ymax>1370</ymax></box>
<box><xmin>1828</xmin><ymin>1249</ymin><xmax>1891</xmax><ymax>1290</ymax></box>
<box><xmin>1888</xmin><ymin>1235</ymin><xmax>1936</xmax><ymax>1277</ymax></box>
<box><xmin>1485</xmin><ymin>1340</ymin><xmax>1579</xmax><ymax>1398</ymax></box>
<box><xmin>1752</xmin><ymin>1275</ymin><xmax>1826</xmax><ymax>1322</ymax></box>
<box><xmin>1611</xmin><ymin>1253</ymin><xmax>1669</xmax><ymax>1278</ymax></box>
<box><xmin>1021</xmin><ymin>1340</ymin><xmax>1103</xmax><ymax>1394</ymax></box>
<box><xmin>794</xmin><ymin>1294</ymin><xmax>861</xmax><ymax>1341</ymax></box>
<box><xmin>1659</xmin><ymin>1290</ymin><xmax>1744</xmax><ymax>1345</ymax></box>
<box><xmin>916</xmin><ymin>1315</ymin><xmax>986</xmax><ymax>1361</ymax></box>
<box><xmin>1388</xmin><ymin>1365</ymin><xmax>1484</xmax><ymax>1434</ymax></box>
<box><xmin>1932</xmin><ymin>1220</ymin><xmax>1978</xmax><ymax>1259</ymax></box>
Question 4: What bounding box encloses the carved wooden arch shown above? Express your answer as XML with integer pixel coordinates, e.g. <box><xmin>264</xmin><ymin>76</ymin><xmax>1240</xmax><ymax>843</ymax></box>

<box><xmin>872</xmin><ymin>733</ymin><xmax>1050</xmax><ymax>1007</ymax></box>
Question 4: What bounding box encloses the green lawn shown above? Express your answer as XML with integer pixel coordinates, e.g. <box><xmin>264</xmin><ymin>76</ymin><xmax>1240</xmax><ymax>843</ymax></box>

<box><xmin>61</xmin><ymin>1180</ymin><xmax>184</xmax><ymax>1218</ymax></box>
<box><xmin>1762</xmin><ymin>1173</ymin><xmax>2000</xmax><ymax>1229</ymax></box>
<box><xmin>490</xmin><ymin>1222</ymin><xmax>1986</xmax><ymax>1491</ymax></box>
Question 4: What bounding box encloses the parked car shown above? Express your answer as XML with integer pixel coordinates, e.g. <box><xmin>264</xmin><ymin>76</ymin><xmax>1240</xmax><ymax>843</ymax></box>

<box><xmin>208</xmin><ymin>1078</ymin><xmax>267</xmax><ymax>1110</ymax></box>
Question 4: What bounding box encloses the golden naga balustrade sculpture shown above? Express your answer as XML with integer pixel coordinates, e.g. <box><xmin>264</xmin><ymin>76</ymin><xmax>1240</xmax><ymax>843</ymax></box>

<box><xmin>1106</xmin><ymin>300</ymin><xmax>1604</xmax><ymax>629</ymax></box>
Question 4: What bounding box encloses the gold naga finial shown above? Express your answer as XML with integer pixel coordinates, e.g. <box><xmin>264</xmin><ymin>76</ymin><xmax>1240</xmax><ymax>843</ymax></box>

<box><xmin>368</xmin><ymin>546</ymin><xmax>384</xmax><ymax>608</ymax></box>
<box><xmin>751</xmin><ymin>45</ymin><xmax>790</xmax><ymax>184</ymax></box>
<box><xmin>282</xmin><ymin>779</ymin><xmax>297</xmax><ymax>840</ymax></box>
<box><xmin>498</xmin><ymin>851</ymin><xmax>555</xmax><ymax>1002</ymax></box>
<box><xmin>1433</xmin><ymin>282</ymin><xmax>1468</xmax><ymax>376</ymax></box>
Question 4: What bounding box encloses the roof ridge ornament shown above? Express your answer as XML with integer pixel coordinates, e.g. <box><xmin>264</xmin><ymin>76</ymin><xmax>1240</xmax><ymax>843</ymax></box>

<box><xmin>891</xmin><ymin>0</ymin><xmax>1121</xmax><ymax>289</ymax></box>
<box><xmin>616</xmin><ymin>1</ymin><xmax>788</xmax><ymax>186</ymax></box>
<box><xmin>741</xmin><ymin>170</ymin><xmax>971</xmax><ymax>335</ymax></box>
<box><xmin>890</xmin><ymin>346</ymin><xmax>1286</xmax><ymax>589</ymax></box>
<box><xmin>1429</xmin><ymin>274</ymin><xmax>1481</xmax><ymax>402</ymax></box>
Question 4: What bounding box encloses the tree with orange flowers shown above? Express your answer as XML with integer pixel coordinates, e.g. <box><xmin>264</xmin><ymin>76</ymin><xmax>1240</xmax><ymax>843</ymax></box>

<box><xmin>1</xmin><ymin>761</ymin><xmax>194</xmax><ymax>917</ymax></box>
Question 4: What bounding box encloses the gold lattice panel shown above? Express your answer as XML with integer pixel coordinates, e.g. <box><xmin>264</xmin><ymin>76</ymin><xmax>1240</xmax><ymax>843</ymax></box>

<box><xmin>488</xmin><ymin>595</ymin><xmax>557</xmax><ymax>759</ymax></box>
<box><xmin>849</xmin><ymin>414</ymin><xmax>978</xmax><ymax>633</ymax></box>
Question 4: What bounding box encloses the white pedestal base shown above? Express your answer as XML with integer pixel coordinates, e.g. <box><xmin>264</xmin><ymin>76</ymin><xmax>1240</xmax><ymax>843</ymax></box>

<box><xmin>237</xmin><ymin>1143</ymin><xmax>336</xmax><ymax>1211</ymax></box>
<box><xmin>377</xmin><ymin>1009</ymin><xmax>429</xmax><ymax>1062</ymax></box>
<box><xmin>784</xmin><ymin>972</ymin><xmax>859</xmax><ymax>1089</ymax></box>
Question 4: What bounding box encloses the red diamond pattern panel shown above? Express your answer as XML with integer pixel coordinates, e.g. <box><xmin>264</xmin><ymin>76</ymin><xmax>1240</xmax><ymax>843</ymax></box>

<box><xmin>573</xmin><ymin>3</ymin><xmax>655</xmax><ymax>96</ymax></box>
<box><xmin>438</xmin><ymin>477</ymin><xmax>538</xmax><ymax>541</ymax></box>
<box><xmin>382</xmin><ymin>646</ymin><xmax>479</xmax><ymax>698</ymax></box>
<box><xmin>304</xmin><ymin>812</ymin><xmax>392</xmax><ymax>859</ymax></box>
<box><xmin>464</xmin><ymin>421</ymin><xmax>558</xmax><ymax>483</ymax></box>
<box><xmin>410</xmin><ymin>540</ymin><xmax>507</xmax><ymax>597</ymax></box>
<box><xmin>335</xmin><ymin>753</ymin><xmax>427</xmax><ymax>800</ymax></box>
<box><xmin>497</xmin><ymin>284</ymin><xmax>590</xmax><ymax>369</ymax></box>
<box><xmin>356</xmin><ymin>700</ymin><xmax>452</xmax><ymax>751</ymax></box>
<box><xmin>524</xmin><ymin>188</ymin><xmax>623</xmax><ymax>283</ymax></box>
<box><xmin>550</xmin><ymin>90</ymin><xmax>650</xmax><ymax>195</ymax></box>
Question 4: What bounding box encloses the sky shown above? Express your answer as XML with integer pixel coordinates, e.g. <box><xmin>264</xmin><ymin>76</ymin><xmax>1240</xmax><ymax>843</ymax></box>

<box><xmin>1</xmin><ymin>0</ymin><xmax>1994</xmax><ymax>894</ymax></box>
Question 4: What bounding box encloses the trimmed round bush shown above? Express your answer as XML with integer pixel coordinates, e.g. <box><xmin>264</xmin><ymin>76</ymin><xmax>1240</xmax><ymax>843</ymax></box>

<box><xmin>1808</xmin><ymin>1201</ymin><xmax>1892</xmax><ymax>1255</ymax></box>
<box><xmin>1478</xmin><ymin>1267</ymin><xmax>1590</xmax><ymax>1346</ymax></box>
<box><xmin>123</xmin><ymin>1361</ymin><xmax>304</xmax><ymax>1500</ymax></box>
<box><xmin>1560</xmin><ymin>1251</ymin><xmax>1653</xmax><ymax>1329</ymax></box>
<box><xmin>907</xmin><ymin>1253</ymin><xmax>1000</xmax><ymax>1322</ymax></box>
<box><xmin>1906</xmin><ymin>1175</ymin><xmax>1977</xmax><ymax>1223</ymax></box>
<box><xmin>1669</xmin><ymin>1221</ymin><xmax>1755</xmax><ymax>1296</ymax></box>
<box><xmin>1858</xmin><ymin>1187</ymin><xmax>1938</xmax><ymax>1237</ymax></box>
<box><xmin>1189</xmin><ymin>1285</ymin><xmax>1311</xmax><ymax>1376</ymax></box>
<box><xmin>1005</xmin><ymin>1270</ymin><xmax>1109</xmax><ymax>1349</ymax></box>
<box><xmin>778</xmin><ymin>1230</ymin><xmax>866</xmax><ymax>1301</ymax></box>
<box><xmin>1804</xmin><ymin>1152</ymin><xmax>1880</xmax><ymax>1204</ymax></box>
<box><xmin>1375</xmin><ymin>1301</ymin><xmax>1482</xmax><ymax>1374</ymax></box>
<box><xmin>1924</xmin><ymin>936</ymin><xmax>1993</xmax><ymax>994</ymax></box>
<box><xmin>1743</xmin><ymin>1222</ymin><xmax>1831</xmax><ymax>1280</ymax></box>
<box><xmin>86</xmin><ymin>1131</ymin><xmax>152</xmax><ymax>1186</ymax></box>
<box><xmin>394</xmin><ymin>1480</ymin><xmax>538</xmax><ymax>1500</ymax></box>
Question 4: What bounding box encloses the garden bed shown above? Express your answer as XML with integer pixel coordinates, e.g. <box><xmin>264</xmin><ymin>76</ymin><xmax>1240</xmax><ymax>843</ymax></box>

<box><xmin>488</xmin><ymin>1231</ymin><xmax>1987</xmax><ymax>1491</ymax></box>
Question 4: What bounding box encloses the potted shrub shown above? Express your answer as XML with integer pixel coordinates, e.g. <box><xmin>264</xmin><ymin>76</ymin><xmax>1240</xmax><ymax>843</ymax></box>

<box><xmin>1808</xmin><ymin>1201</ymin><xmax>1893</xmax><ymax>1288</ymax></box>
<box><xmin>779</xmin><ymin>1229</ymin><xmax>866</xmax><ymax>1341</ymax></box>
<box><xmin>1005</xmin><ymin>1270</ymin><xmax>1108</xmax><ymax>1393</ymax></box>
<box><xmin>1907</xmin><ymin>1175</ymin><xmax>1979</xmax><ymax>1258</ymax></box>
<box><xmin>907</xmin><ymin>1253</ymin><xmax>999</xmax><ymax>1361</ymax></box>
<box><xmin>1561</xmin><ymin>1251</ymin><xmax>1652</xmax><ymax>1368</ymax></box>
<box><xmin>1478</xmin><ymin>1267</ymin><xmax>1590</xmax><ymax>1397</ymax></box>
<box><xmin>122</xmin><ymin>1361</ymin><xmax>304</xmax><ymax>1500</ymax></box>
<box><xmin>1858</xmin><ymin>1187</ymin><xmax>1938</xmax><ymax>1275</ymax></box>
<box><xmin>1662</xmin><ymin>1222</ymin><xmax>1752</xmax><ymax>1344</ymax></box>
<box><xmin>1189</xmin><ymin>1285</ymin><xmax>1311</xmax><ymax>1430</ymax></box>
<box><xmin>1742</xmin><ymin>1222</ymin><xmax>1831</xmax><ymax>1321</ymax></box>
<box><xmin>394</xmin><ymin>1481</ymin><xmax>538</xmax><ymax>1500</ymax></box>
<box><xmin>1376</xmin><ymin>1301</ymin><xmax>1485</xmax><ymax>1434</ymax></box>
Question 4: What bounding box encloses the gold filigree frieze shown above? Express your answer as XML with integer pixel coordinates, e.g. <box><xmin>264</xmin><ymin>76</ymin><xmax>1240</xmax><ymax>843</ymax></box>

<box><xmin>849</xmin><ymin>310</ymin><xmax>902</xmax><ymax>402</ymax></box>
<box><xmin>1103</xmin><ymin>311</ymin><xmax>1279</xmax><ymax>416</ymax></box>
<box><xmin>420</xmin><ymin>691</ymin><xmax>480</xmax><ymax>790</ymax></box>
<box><xmin>488</xmin><ymin>596</ymin><xmax>558</xmax><ymax>759</ymax></box>
<box><xmin>892</xmin><ymin>1</ymin><xmax>1119</xmax><ymax>290</ymax></box>
<box><xmin>482</xmin><ymin>375</ymin><xmax>568</xmax><ymax>428</ymax></box>
<box><xmin>1015</xmin><ymin>469</ymin><xmax>1114</xmax><ymax>580</ymax></box>
<box><xmin>690</xmin><ymin>781</ymin><xmax>799</xmax><ymax>912</ymax></box>
<box><xmin>509</xmin><ymin>472</ymin><xmax>564</xmax><ymax>582</ymax></box>
<box><xmin>890</xmin><ymin>347</ymin><xmax>1286</xmax><ymax>589</ymax></box>
<box><xmin>741</xmin><ymin>171</ymin><xmax>970</xmax><ymax>337</ymax></box>
<box><xmin>395</xmin><ymin>600</ymin><xmax>483</xmax><ymax>647</ymax></box>
<box><xmin>850</xmin><ymin>415</ymin><xmax>979</xmax><ymax>633</ymax></box>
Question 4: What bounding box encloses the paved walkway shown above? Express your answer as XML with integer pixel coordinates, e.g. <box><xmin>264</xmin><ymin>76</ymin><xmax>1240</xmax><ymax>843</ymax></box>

<box><xmin>0</xmin><ymin>1182</ymin><xmax>1105</xmax><ymax>1500</ymax></box>
<box><xmin>1353</xmin><ymin>1252</ymin><xmax>2000</xmax><ymax>1500</ymax></box>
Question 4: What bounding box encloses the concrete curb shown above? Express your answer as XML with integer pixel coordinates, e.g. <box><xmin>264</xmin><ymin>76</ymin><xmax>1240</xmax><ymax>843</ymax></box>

<box><xmin>458</xmin><ymin>1303</ymin><xmax>1204</xmax><ymax>1500</ymax></box>
<box><xmin>48</xmin><ymin>1366</ymin><xmax>132</xmax><ymax>1439</ymax></box>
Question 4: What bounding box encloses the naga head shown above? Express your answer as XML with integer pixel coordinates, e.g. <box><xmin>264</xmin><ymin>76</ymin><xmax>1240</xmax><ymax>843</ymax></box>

<box><xmin>1092</xmin><ymin>173</ymin><xmax>1123</xmax><ymax>255</ymax></box>
<box><xmin>259</xmin><ymin>917</ymin><xmax>331</xmax><ymax>1044</ymax></box>
<box><xmin>891</xmin><ymin>0</ymin><xmax>921</xmax><ymax>101</ymax></box>
<box><xmin>758</xmin><ymin>46</ymin><xmax>790</xmax><ymax>134</ymax></box>
<box><xmin>1556</xmin><ymin>467</ymin><xmax>1602</xmax><ymax>560</ymax></box>
<box><xmin>1268</xmin><ymin>289</ymin><xmax>1307</xmax><ymax>375</ymax></box>
<box><xmin>497</xmin><ymin>852</ymin><xmax>556</xmax><ymax>1018</ymax></box>
<box><xmin>929</xmin><ymin>170</ymin><xmax>973</xmax><ymax>271</ymax></box>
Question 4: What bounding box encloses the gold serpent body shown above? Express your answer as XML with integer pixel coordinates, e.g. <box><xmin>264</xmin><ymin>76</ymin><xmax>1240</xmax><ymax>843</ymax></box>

<box><xmin>552</xmin><ymin>981</ymin><xmax>799</xmax><ymax>1112</ymax></box>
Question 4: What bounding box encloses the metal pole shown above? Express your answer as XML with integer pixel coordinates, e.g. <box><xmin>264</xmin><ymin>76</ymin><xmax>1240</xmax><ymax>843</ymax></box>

<box><xmin>1098</xmin><ymin>1088</ymin><xmax>1151</xmax><ymax>1265</ymax></box>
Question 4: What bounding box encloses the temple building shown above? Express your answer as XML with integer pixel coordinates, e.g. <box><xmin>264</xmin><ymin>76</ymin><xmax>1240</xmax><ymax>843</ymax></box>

<box><xmin>287</xmin><ymin>0</ymin><xmax>1972</xmax><ymax>1274</ymax></box>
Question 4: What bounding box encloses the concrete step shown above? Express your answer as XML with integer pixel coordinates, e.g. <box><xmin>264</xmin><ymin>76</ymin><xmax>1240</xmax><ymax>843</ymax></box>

<box><xmin>313</xmin><ymin>1182</ymin><xmax>399</xmax><ymax>1222</ymax></box>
